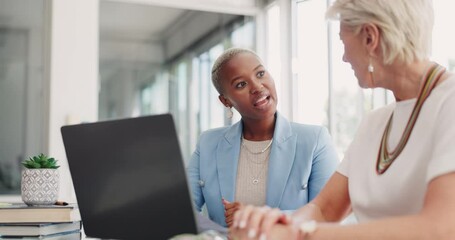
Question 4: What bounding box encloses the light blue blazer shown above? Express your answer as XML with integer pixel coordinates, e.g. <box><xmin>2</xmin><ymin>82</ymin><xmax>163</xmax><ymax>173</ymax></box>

<box><xmin>187</xmin><ymin>113</ymin><xmax>339</xmax><ymax>227</ymax></box>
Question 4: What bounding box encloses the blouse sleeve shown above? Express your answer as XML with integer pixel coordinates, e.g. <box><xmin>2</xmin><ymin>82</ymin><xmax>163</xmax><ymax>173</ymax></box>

<box><xmin>308</xmin><ymin>127</ymin><xmax>340</xmax><ymax>201</ymax></box>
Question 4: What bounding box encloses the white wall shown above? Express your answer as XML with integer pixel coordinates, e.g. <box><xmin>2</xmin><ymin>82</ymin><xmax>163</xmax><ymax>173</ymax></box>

<box><xmin>47</xmin><ymin>0</ymin><xmax>99</xmax><ymax>201</ymax></box>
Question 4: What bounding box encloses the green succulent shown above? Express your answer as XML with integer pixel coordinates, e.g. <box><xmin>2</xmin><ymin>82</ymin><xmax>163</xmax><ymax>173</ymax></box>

<box><xmin>22</xmin><ymin>153</ymin><xmax>60</xmax><ymax>169</ymax></box>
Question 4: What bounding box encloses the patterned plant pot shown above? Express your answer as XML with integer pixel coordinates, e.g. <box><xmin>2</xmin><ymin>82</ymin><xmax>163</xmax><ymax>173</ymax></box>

<box><xmin>21</xmin><ymin>169</ymin><xmax>59</xmax><ymax>205</ymax></box>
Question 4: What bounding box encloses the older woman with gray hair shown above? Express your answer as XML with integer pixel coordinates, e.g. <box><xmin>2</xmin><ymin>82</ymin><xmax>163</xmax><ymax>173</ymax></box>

<box><xmin>231</xmin><ymin>0</ymin><xmax>455</xmax><ymax>239</ymax></box>
<box><xmin>186</xmin><ymin>48</ymin><xmax>339</xmax><ymax>228</ymax></box>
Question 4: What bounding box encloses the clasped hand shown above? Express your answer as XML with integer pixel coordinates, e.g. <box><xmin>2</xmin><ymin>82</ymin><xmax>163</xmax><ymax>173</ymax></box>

<box><xmin>229</xmin><ymin>205</ymin><xmax>301</xmax><ymax>240</ymax></box>
<box><xmin>223</xmin><ymin>199</ymin><xmax>243</xmax><ymax>227</ymax></box>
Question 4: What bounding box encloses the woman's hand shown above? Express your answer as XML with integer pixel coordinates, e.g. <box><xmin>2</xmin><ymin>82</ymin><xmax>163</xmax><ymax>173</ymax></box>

<box><xmin>230</xmin><ymin>205</ymin><xmax>293</xmax><ymax>239</ymax></box>
<box><xmin>223</xmin><ymin>199</ymin><xmax>243</xmax><ymax>227</ymax></box>
<box><xmin>230</xmin><ymin>224</ymin><xmax>299</xmax><ymax>240</ymax></box>
<box><xmin>230</xmin><ymin>216</ymin><xmax>299</xmax><ymax>240</ymax></box>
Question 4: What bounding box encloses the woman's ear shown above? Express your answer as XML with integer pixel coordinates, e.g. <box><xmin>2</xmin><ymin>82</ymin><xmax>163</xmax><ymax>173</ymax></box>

<box><xmin>218</xmin><ymin>95</ymin><xmax>231</xmax><ymax>108</ymax></box>
<box><xmin>363</xmin><ymin>23</ymin><xmax>380</xmax><ymax>56</ymax></box>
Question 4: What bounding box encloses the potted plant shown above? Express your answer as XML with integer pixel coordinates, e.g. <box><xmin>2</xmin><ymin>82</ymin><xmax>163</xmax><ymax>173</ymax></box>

<box><xmin>21</xmin><ymin>153</ymin><xmax>60</xmax><ymax>205</ymax></box>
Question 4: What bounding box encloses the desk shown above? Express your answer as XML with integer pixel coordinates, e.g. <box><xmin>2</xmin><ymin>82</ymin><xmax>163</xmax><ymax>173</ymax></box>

<box><xmin>80</xmin><ymin>215</ymin><xmax>227</xmax><ymax>240</ymax></box>
<box><xmin>83</xmin><ymin>232</ymin><xmax>226</xmax><ymax>240</ymax></box>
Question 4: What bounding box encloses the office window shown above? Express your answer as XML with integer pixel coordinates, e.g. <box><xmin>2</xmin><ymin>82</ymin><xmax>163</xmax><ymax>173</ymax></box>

<box><xmin>329</xmin><ymin>22</ymin><xmax>371</xmax><ymax>157</ymax></box>
<box><xmin>294</xmin><ymin>0</ymin><xmax>329</xmax><ymax>126</ymax></box>
<box><xmin>139</xmin><ymin>71</ymin><xmax>170</xmax><ymax>116</ymax></box>
<box><xmin>99</xmin><ymin>1</ymin><xmax>255</xmax><ymax>161</ymax></box>
<box><xmin>192</xmin><ymin>44</ymin><xmax>231</xmax><ymax>133</ymax></box>
<box><xmin>433</xmin><ymin>1</ymin><xmax>455</xmax><ymax>71</ymax></box>
<box><xmin>139</xmin><ymin>85</ymin><xmax>152</xmax><ymax>115</ymax></box>
<box><xmin>293</xmin><ymin>0</ymin><xmax>455</xmax><ymax>159</ymax></box>
<box><xmin>176</xmin><ymin>61</ymin><xmax>190</xmax><ymax>157</ymax></box>
<box><xmin>182</xmin><ymin>47</ymin><xmax>223</xmax><ymax>134</ymax></box>
<box><xmin>231</xmin><ymin>20</ymin><xmax>255</xmax><ymax>50</ymax></box>
<box><xmin>208</xmin><ymin>45</ymin><xmax>226</xmax><ymax>128</ymax></box>
<box><xmin>265</xmin><ymin>4</ymin><xmax>282</xmax><ymax>111</ymax></box>
<box><xmin>194</xmin><ymin>52</ymin><xmax>211</xmax><ymax>133</ymax></box>
<box><xmin>0</xmin><ymin>0</ymin><xmax>46</xmax><ymax>194</ymax></box>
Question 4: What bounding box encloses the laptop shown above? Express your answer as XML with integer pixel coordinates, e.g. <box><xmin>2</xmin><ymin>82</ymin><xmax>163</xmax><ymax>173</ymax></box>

<box><xmin>61</xmin><ymin>114</ymin><xmax>203</xmax><ymax>239</ymax></box>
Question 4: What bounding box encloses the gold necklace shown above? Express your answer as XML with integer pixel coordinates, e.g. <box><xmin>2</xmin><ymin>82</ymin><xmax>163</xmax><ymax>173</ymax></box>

<box><xmin>247</xmin><ymin>157</ymin><xmax>268</xmax><ymax>185</ymax></box>
<box><xmin>241</xmin><ymin>138</ymin><xmax>273</xmax><ymax>184</ymax></box>
<box><xmin>376</xmin><ymin>63</ymin><xmax>446</xmax><ymax>174</ymax></box>
<box><xmin>241</xmin><ymin>138</ymin><xmax>273</xmax><ymax>155</ymax></box>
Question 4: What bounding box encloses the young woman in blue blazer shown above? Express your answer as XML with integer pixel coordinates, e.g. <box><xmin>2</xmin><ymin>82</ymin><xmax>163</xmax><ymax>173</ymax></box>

<box><xmin>187</xmin><ymin>48</ymin><xmax>339</xmax><ymax>227</ymax></box>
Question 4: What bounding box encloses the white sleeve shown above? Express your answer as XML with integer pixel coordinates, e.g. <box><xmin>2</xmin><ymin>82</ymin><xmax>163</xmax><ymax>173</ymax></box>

<box><xmin>337</xmin><ymin>147</ymin><xmax>350</xmax><ymax>177</ymax></box>
<box><xmin>426</xmin><ymin>91</ymin><xmax>455</xmax><ymax>183</ymax></box>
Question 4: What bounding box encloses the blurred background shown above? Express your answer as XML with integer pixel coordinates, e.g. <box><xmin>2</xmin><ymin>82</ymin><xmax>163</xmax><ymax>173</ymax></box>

<box><xmin>0</xmin><ymin>0</ymin><xmax>454</xmax><ymax>201</ymax></box>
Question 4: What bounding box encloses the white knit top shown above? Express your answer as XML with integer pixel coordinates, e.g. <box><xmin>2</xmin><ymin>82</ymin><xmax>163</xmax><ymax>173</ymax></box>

<box><xmin>235</xmin><ymin>138</ymin><xmax>273</xmax><ymax>206</ymax></box>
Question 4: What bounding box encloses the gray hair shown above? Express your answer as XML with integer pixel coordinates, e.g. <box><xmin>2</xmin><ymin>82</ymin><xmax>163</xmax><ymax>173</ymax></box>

<box><xmin>326</xmin><ymin>0</ymin><xmax>434</xmax><ymax>65</ymax></box>
<box><xmin>211</xmin><ymin>48</ymin><xmax>259</xmax><ymax>94</ymax></box>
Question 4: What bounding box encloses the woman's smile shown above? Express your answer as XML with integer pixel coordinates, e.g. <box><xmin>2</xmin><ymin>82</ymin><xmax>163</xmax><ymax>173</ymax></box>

<box><xmin>253</xmin><ymin>95</ymin><xmax>271</xmax><ymax>109</ymax></box>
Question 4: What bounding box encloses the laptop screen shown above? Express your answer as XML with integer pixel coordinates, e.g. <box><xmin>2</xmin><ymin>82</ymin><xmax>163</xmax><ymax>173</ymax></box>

<box><xmin>61</xmin><ymin>114</ymin><xmax>198</xmax><ymax>239</ymax></box>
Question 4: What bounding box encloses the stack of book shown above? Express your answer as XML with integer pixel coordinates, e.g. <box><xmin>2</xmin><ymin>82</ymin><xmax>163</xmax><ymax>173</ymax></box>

<box><xmin>0</xmin><ymin>203</ymin><xmax>81</xmax><ymax>239</ymax></box>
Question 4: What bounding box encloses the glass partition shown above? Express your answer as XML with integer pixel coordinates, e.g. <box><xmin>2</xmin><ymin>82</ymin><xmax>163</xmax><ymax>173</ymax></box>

<box><xmin>0</xmin><ymin>0</ymin><xmax>46</xmax><ymax>194</ymax></box>
<box><xmin>99</xmin><ymin>1</ymin><xmax>255</xmax><ymax>161</ymax></box>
